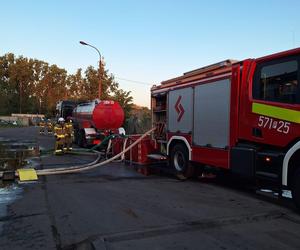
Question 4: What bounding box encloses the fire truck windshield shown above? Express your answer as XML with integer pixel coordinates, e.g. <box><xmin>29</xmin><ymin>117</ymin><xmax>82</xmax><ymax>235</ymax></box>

<box><xmin>253</xmin><ymin>57</ymin><xmax>299</xmax><ymax>104</ymax></box>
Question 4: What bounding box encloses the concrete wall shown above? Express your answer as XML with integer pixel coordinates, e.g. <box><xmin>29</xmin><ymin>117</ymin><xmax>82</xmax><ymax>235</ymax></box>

<box><xmin>0</xmin><ymin>116</ymin><xmax>27</xmax><ymax>126</ymax></box>
<box><xmin>0</xmin><ymin>116</ymin><xmax>29</xmax><ymax>126</ymax></box>
<box><xmin>12</xmin><ymin>114</ymin><xmax>45</xmax><ymax>126</ymax></box>
<box><xmin>0</xmin><ymin>114</ymin><xmax>46</xmax><ymax>126</ymax></box>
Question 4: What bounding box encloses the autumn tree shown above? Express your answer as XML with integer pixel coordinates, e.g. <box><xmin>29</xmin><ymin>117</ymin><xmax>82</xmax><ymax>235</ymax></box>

<box><xmin>0</xmin><ymin>53</ymin><xmax>134</xmax><ymax>123</ymax></box>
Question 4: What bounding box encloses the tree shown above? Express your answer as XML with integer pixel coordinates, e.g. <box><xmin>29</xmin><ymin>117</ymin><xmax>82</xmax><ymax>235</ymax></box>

<box><xmin>79</xmin><ymin>63</ymin><xmax>133</xmax><ymax>121</ymax></box>
<box><xmin>0</xmin><ymin>53</ymin><xmax>134</xmax><ymax>124</ymax></box>
<box><xmin>66</xmin><ymin>68</ymin><xmax>84</xmax><ymax>100</ymax></box>
<box><xmin>126</xmin><ymin>105</ymin><xmax>151</xmax><ymax>134</ymax></box>
<box><xmin>0</xmin><ymin>53</ymin><xmax>19</xmax><ymax>115</ymax></box>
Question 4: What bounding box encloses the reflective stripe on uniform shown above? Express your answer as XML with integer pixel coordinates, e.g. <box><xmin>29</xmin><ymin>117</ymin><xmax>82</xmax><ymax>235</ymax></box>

<box><xmin>54</xmin><ymin>126</ymin><xmax>64</xmax><ymax>137</ymax></box>
<box><xmin>252</xmin><ymin>102</ymin><xmax>300</xmax><ymax>124</ymax></box>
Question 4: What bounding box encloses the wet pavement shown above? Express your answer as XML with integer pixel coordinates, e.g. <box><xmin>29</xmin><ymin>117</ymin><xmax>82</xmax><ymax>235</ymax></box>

<box><xmin>0</xmin><ymin>139</ymin><xmax>39</xmax><ymax>171</ymax></box>
<box><xmin>0</xmin><ymin>131</ymin><xmax>40</xmax><ymax>236</ymax></box>
<box><xmin>0</xmin><ymin>127</ymin><xmax>300</xmax><ymax>249</ymax></box>
<box><xmin>0</xmin><ymin>184</ymin><xmax>22</xmax><ymax>234</ymax></box>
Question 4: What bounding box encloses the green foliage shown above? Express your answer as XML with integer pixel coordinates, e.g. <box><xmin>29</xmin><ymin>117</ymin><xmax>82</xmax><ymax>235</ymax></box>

<box><xmin>0</xmin><ymin>53</ymin><xmax>133</xmax><ymax>121</ymax></box>
<box><xmin>126</xmin><ymin>105</ymin><xmax>151</xmax><ymax>134</ymax></box>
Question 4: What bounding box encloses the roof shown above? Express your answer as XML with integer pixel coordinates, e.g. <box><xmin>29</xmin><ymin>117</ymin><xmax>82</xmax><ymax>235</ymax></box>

<box><xmin>152</xmin><ymin>59</ymin><xmax>239</xmax><ymax>92</ymax></box>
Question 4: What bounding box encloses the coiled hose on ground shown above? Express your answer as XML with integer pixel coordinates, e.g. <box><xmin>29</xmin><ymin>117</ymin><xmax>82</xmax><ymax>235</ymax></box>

<box><xmin>0</xmin><ymin>127</ymin><xmax>155</xmax><ymax>179</ymax></box>
<box><xmin>36</xmin><ymin>127</ymin><xmax>155</xmax><ymax>176</ymax></box>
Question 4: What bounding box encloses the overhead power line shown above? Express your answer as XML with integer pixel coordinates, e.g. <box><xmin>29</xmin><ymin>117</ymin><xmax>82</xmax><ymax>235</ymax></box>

<box><xmin>115</xmin><ymin>76</ymin><xmax>153</xmax><ymax>86</ymax></box>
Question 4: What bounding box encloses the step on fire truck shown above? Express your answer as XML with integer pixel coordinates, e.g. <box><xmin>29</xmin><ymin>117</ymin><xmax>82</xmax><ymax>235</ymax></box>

<box><xmin>113</xmin><ymin>47</ymin><xmax>300</xmax><ymax>208</ymax></box>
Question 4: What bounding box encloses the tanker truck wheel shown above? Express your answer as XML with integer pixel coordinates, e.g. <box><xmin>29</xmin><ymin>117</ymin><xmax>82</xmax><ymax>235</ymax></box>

<box><xmin>74</xmin><ymin>130</ymin><xmax>79</xmax><ymax>144</ymax></box>
<box><xmin>291</xmin><ymin>168</ymin><xmax>300</xmax><ymax>210</ymax></box>
<box><xmin>170</xmin><ymin>143</ymin><xmax>194</xmax><ymax>180</ymax></box>
<box><xmin>78</xmin><ymin>130</ymin><xmax>87</xmax><ymax>148</ymax></box>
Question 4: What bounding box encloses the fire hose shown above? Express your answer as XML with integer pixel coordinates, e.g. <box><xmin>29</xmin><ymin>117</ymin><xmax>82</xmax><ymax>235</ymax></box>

<box><xmin>13</xmin><ymin>127</ymin><xmax>155</xmax><ymax>179</ymax></box>
<box><xmin>35</xmin><ymin>135</ymin><xmax>128</xmax><ymax>174</ymax></box>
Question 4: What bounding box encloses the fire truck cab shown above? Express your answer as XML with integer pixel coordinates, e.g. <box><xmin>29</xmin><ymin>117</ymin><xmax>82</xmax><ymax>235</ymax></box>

<box><xmin>151</xmin><ymin>47</ymin><xmax>300</xmax><ymax>208</ymax></box>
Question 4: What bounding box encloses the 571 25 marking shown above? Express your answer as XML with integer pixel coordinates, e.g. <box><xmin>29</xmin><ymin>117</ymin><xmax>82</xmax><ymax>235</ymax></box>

<box><xmin>258</xmin><ymin>115</ymin><xmax>290</xmax><ymax>134</ymax></box>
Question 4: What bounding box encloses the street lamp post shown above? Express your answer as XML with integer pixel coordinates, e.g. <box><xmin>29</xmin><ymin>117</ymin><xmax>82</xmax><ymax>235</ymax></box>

<box><xmin>79</xmin><ymin>41</ymin><xmax>102</xmax><ymax>99</ymax></box>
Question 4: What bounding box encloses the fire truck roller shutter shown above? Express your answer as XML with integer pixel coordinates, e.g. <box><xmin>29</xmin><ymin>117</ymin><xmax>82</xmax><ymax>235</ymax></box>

<box><xmin>193</xmin><ymin>79</ymin><xmax>231</xmax><ymax>148</ymax></box>
<box><xmin>168</xmin><ymin>87</ymin><xmax>193</xmax><ymax>133</ymax></box>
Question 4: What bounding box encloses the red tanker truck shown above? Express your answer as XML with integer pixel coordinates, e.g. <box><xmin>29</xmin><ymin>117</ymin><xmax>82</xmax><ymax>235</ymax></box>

<box><xmin>56</xmin><ymin>99</ymin><xmax>125</xmax><ymax>147</ymax></box>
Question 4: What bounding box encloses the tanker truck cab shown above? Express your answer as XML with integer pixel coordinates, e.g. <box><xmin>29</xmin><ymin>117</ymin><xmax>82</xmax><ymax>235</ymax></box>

<box><xmin>151</xmin><ymin>47</ymin><xmax>300</xmax><ymax>208</ymax></box>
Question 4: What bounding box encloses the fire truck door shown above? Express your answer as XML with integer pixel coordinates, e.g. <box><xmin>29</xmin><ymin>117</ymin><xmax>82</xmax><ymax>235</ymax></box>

<box><xmin>239</xmin><ymin>56</ymin><xmax>300</xmax><ymax>147</ymax></box>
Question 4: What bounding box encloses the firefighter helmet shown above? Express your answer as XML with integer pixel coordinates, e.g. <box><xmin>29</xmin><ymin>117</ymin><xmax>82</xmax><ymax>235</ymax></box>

<box><xmin>66</xmin><ymin>116</ymin><xmax>72</xmax><ymax>123</ymax></box>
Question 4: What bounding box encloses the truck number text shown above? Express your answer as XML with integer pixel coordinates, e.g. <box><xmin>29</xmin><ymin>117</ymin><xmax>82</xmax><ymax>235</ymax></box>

<box><xmin>258</xmin><ymin>116</ymin><xmax>290</xmax><ymax>134</ymax></box>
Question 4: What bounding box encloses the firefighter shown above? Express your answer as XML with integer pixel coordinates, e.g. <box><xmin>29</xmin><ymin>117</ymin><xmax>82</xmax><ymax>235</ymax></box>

<box><xmin>54</xmin><ymin>117</ymin><xmax>65</xmax><ymax>154</ymax></box>
<box><xmin>64</xmin><ymin>117</ymin><xmax>74</xmax><ymax>151</ymax></box>
<box><xmin>47</xmin><ymin>119</ymin><xmax>53</xmax><ymax>135</ymax></box>
<box><xmin>39</xmin><ymin>118</ymin><xmax>46</xmax><ymax>135</ymax></box>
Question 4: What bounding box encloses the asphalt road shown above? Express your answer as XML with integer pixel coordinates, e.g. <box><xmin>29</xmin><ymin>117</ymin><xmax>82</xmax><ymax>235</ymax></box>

<box><xmin>0</xmin><ymin>127</ymin><xmax>300</xmax><ymax>250</ymax></box>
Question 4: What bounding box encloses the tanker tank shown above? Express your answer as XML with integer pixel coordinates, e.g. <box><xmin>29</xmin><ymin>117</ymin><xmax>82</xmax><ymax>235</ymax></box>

<box><xmin>72</xmin><ymin>99</ymin><xmax>125</xmax><ymax>146</ymax></box>
<box><xmin>93</xmin><ymin>100</ymin><xmax>125</xmax><ymax>130</ymax></box>
<box><xmin>73</xmin><ymin>99</ymin><xmax>124</xmax><ymax>130</ymax></box>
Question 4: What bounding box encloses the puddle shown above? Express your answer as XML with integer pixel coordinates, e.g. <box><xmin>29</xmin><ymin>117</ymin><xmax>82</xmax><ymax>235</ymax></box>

<box><xmin>0</xmin><ymin>183</ymin><xmax>22</xmax><ymax>207</ymax></box>
<box><xmin>0</xmin><ymin>139</ymin><xmax>39</xmax><ymax>233</ymax></box>
<box><xmin>0</xmin><ymin>139</ymin><xmax>39</xmax><ymax>171</ymax></box>
<box><xmin>0</xmin><ymin>183</ymin><xmax>22</xmax><ymax>233</ymax></box>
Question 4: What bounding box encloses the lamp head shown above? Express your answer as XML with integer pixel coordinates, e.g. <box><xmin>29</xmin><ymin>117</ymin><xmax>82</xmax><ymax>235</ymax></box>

<box><xmin>79</xmin><ymin>41</ymin><xmax>88</xmax><ymax>45</ymax></box>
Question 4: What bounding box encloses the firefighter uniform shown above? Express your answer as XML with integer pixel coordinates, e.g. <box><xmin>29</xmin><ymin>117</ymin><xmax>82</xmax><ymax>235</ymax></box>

<box><xmin>54</xmin><ymin>118</ymin><xmax>66</xmax><ymax>154</ymax></box>
<box><xmin>47</xmin><ymin>119</ymin><xmax>53</xmax><ymax>134</ymax></box>
<box><xmin>39</xmin><ymin>119</ymin><xmax>46</xmax><ymax>135</ymax></box>
<box><xmin>64</xmin><ymin>120</ymin><xmax>74</xmax><ymax>151</ymax></box>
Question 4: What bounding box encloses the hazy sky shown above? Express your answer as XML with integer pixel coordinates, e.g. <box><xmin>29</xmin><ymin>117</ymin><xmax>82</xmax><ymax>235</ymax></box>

<box><xmin>1</xmin><ymin>0</ymin><xmax>299</xmax><ymax>107</ymax></box>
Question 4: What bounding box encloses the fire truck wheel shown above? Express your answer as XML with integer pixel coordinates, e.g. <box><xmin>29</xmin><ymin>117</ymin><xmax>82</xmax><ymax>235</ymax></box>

<box><xmin>170</xmin><ymin>143</ymin><xmax>194</xmax><ymax>179</ymax></box>
<box><xmin>292</xmin><ymin>168</ymin><xmax>300</xmax><ymax>209</ymax></box>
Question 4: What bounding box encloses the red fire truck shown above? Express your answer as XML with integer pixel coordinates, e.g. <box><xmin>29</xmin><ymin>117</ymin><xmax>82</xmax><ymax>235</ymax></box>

<box><xmin>137</xmin><ymin>47</ymin><xmax>300</xmax><ymax>208</ymax></box>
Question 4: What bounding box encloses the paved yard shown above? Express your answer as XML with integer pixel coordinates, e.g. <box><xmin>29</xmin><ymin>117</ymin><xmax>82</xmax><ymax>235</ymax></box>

<box><xmin>0</xmin><ymin>127</ymin><xmax>299</xmax><ymax>250</ymax></box>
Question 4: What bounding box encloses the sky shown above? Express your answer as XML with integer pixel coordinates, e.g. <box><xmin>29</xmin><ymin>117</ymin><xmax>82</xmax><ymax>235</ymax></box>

<box><xmin>1</xmin><ymin>0</ymin><xmax>300</xmax><ymax>107</ymax></box>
